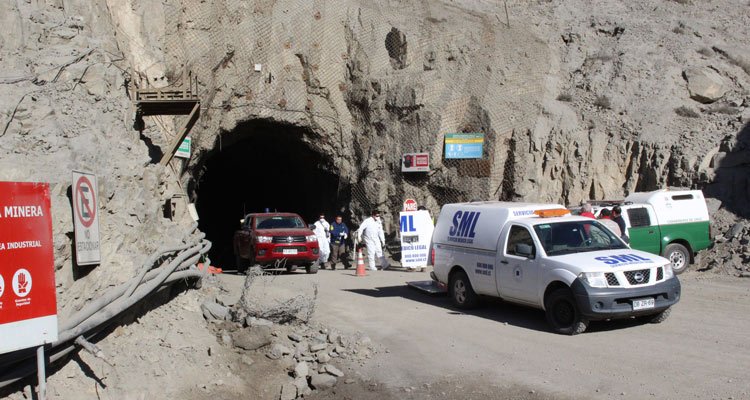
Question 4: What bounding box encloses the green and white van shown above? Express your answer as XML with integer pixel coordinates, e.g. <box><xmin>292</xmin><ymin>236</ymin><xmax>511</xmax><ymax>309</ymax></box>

<box><xmin>615</xmin><ymin>189</ymin><xmax>712</xmax><ymax>274</ymax></box>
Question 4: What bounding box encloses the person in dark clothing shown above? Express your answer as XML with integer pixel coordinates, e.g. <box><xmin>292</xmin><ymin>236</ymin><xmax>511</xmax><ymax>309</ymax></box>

<box><xmin>329</xmin><ymin>215</ymin><xmax>350</xmax><ymax>269</ymax></box>
<box><xmin>611</xmin><ymin>206</ymin><xmax>629</xmax><ymax>243</ymax></box>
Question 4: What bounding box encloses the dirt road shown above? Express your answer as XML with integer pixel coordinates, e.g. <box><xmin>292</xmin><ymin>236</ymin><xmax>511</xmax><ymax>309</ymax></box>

<box><xmin>220</xmin><ymin>269</ymin><xmax>750</xmax><ymax>399</ymax></box>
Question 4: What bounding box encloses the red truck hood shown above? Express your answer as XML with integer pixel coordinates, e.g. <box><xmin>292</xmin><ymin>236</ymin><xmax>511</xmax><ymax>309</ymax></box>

<box><xmin>254</xmin><ymin>228</ymin><xmax>312</xmax><ymax>237</ymax></box>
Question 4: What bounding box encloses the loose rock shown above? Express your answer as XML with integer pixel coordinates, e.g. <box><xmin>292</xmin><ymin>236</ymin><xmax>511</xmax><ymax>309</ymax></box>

<box><xmin>232</xmin><ymin>326</ymin><xmax>272</xmax><ymax>351</ymax></box>
<box><xmin>310</xmin><ymin>373</ymin><xmax>338</xmax><ymax>390</ymax></box>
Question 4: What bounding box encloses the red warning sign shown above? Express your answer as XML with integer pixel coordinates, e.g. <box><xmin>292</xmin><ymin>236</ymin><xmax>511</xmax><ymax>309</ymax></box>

<box><xmin>0</xmin><ymin>182</ymin><xmax>58</xmax><ymax>354</ymax></box>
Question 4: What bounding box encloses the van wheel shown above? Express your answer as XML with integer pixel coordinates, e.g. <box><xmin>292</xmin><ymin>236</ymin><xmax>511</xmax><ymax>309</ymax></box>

<box><xmin>449</xmin><ymin>270</ymin><xmax>479</xmax><ymax>309</ymax></box>
<box><xmin>545</xmin><ymin>288</ymin><xmax>589</xmax><ymax>335</ymax></box>
<box><xmin>647</xmin><ymin>307</ymin><xmax>671</xmax><ymax>324</ymax></box>
<box><xmin>663</xmin><ymin>243</ymin><xmax>690</xmax><ymax>274</ymax></box>
<box><xmin>306</xmin><ymin>263</ymin><xmax>319</xmax><ymax>274</ymax></box>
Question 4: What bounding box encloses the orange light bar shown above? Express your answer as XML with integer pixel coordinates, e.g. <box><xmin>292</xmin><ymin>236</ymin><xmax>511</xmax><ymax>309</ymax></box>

<box><xmin>534</xmin><ymin>209</ymin><xmax>571</xmax><ymax>218</ymax></box>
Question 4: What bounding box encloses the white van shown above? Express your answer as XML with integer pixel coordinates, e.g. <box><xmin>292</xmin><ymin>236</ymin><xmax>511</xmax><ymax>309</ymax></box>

<box><xmin>430</xmin><ymin>202</ymin><xmax>681</xmax><ymax>335</ymax></box>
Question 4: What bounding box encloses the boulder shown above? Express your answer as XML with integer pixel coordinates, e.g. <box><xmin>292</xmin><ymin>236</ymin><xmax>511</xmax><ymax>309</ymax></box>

<box><xmin>294</xmin><ymin>377</ymin><xmax>311</xmax><ymax>396</ymax></box>
<box><xmin>232</xmin><ymin>326</ymin><xmax>272</xmax><ymax>350</ymax></box>
<box><xmin>310</xmin><ymin>373</ymin><xmax>337</xmax><ymax>390</ymax></box>
<box><xmin>323</xmin><ymin>365</ymin><xmax>344</xmax><ymax>377</ymax></box>
<box><xmin>685</xmin><ymin>67</ymin><xmax>727</xmax><ymax>104</ymax></box>
<box><xmin>280</xmin><ymin>382</ymin><xmax>296</xmax><ymax>400</ymax></box>
<box><xmin>200</xmin><ymin>301</ymin><xmax>229</xmax><ymax>321</ymax></box>
<box><xmin>294</xmin><ymin>361</ymin><xmax>309</xmax><ymax>378</ymax></box>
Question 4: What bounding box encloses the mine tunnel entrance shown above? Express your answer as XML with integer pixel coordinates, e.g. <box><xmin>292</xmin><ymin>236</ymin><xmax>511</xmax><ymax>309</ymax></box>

<box><xmin>193</xmin><ymin>120</ymin><xmax>345</xmax><ymax>269</ymax></box>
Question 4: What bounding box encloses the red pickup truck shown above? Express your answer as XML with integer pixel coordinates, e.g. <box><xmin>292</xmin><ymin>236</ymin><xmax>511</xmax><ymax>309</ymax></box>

<box><xmin>233</xmin><ymin>212</ymin><xmax>320</xmax><ymax>274</ymax></box>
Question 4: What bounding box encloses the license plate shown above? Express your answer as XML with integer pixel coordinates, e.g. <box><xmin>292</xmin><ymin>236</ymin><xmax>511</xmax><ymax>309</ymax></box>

<box><xmin>282</xmin><ymin>249</ymin><xmax>298</xmax><ymax>255</ymax></box>
<box><xmin>632</xmin><ymin>298</ymin><xmax>655</xmax><ymax>311</ymax></box>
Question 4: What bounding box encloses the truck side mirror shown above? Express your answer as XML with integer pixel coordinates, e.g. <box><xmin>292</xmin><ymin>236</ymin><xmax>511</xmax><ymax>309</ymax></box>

<box><xmin>515</xmin><ymin>243</ymin><xmax>534</xmax><ymax>258</ymax></box>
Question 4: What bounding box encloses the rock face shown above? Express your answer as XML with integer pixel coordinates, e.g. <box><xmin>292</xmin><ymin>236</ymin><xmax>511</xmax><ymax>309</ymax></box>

<box><xmin>1</xmin><ymin>0</ymin><xmax>749</xmax><ymax>327</ymax></box>
<box><xmin>685</xmin><ymin>68</ymin><xmax>727</xmax><ymax>103</ymax></box>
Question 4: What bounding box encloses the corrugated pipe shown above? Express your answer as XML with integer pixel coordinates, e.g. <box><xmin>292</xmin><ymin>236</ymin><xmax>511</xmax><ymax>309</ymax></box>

<box><xmin>0</xmin><ymin>228</ymin><xmax>211</xmax><ymax>390</ymax></box>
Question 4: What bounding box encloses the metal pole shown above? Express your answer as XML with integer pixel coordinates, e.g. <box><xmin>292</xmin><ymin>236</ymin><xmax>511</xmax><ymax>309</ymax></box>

<box><xmin>36</xmin><ymin>345</ymin><xmax>46</xmax><ymax>400</ymax></box>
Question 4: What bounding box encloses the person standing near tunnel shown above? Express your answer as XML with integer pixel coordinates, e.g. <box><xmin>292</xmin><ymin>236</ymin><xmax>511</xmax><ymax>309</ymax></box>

<box><xmin>356</xmin><ymin>210</ymin><xmax>388</xmax><ymax>271</ymax></box>
<box><xmin>313</xmin><ymin>213</ymin><xmax>331</xmax><ymax>267</ymax></box>
<box><xmin>329</xmin><ymin>215</ymin><xmax>349</xmax><ymax>269</ymax></box>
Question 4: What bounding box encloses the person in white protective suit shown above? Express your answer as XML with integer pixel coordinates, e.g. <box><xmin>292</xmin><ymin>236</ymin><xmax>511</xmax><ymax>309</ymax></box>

<box><xmin>356</xmin><ymin>210</ymin><xmax>388</xmax><ymax>271</ymax></box>
<box><xmin>313</xmin><ymin>213</ymin><xmax>331</xmax><ymax>265</ymax></box>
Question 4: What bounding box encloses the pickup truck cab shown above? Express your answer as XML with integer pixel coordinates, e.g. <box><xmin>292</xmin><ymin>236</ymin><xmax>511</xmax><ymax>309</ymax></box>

<box><xmin>615</xmin><ymin>189</ymin><xmax>712</xmax><ymax>274</ymax></box>
<box><xmin>233</xmin><ymin>212</ymin><xmax>320</xmax><ymax>274</ymax></box>
<box><xmin>431</xmin><ymin>202</ymin><xmax>681</xmax><ymax>335</ymax></box>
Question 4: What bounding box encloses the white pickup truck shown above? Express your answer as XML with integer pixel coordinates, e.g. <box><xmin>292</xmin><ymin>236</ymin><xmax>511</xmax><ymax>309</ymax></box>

<box><xmin>430</xmin><ymin>202</ymin><xmax>681</xmax><ymax>335</ymax></box>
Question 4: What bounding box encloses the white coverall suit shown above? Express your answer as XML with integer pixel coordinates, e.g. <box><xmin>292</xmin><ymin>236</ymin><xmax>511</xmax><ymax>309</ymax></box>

<box><xmin>356</xmin><ymin>216</ymin><xmax>387</xmax><ymax>271</ymax></box>
<box><xmin>313</xmin><ymin>219</ymin><xmax>331</xmax><ymax>264</ymax></box>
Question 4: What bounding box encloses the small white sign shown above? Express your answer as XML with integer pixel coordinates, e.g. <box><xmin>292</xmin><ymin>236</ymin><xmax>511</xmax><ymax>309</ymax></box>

<box><xmin>72</xmin><ymin>171</ymin><xmax>101</xmax><ymax>266</ymax></box>
<box><xmin>402</xmin><ymin>152</ymin><xmax>430</xmax><ymax>172</ymax></box>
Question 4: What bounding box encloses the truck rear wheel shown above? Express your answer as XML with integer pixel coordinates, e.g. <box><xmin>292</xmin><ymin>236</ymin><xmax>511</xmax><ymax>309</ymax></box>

<box><xmin>663</xmin><ymin>243</ymin><xmax>690</xmax><ymax>274</ymax></box>
<box><xmin>449</xmin><ymin>270</ymin><xmax>479</xmax><ymax>309</ymax></box>
<box><xmin>545</xmin><ymin>288</ymin><xmax>589</xmax><ymax>335</ymax></box>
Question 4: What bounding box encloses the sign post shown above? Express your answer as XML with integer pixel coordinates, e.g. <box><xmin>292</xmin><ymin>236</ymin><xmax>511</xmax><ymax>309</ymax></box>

<box><xmin>72</xmin><ymin>171</ymin><xmax>101</xmax><ymax>266</ymax></box>
<box><xmin>0</xmin><ymin>181</ymin><xmax>58</xmax><ymax>396</ymax></box>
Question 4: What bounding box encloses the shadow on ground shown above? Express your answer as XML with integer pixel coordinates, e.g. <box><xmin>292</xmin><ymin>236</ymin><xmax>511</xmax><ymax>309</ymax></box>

<box><xmin>345</xmin><ymin>284</ymin><xmax>657</xmax><ymax>335</ymax></box>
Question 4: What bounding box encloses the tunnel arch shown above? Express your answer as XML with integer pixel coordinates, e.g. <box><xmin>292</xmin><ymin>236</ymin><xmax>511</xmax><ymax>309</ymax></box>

<box><xmin>191</xmin><ymin>119</ymin><xmax>350</xmax><ymax>268</ymax></box>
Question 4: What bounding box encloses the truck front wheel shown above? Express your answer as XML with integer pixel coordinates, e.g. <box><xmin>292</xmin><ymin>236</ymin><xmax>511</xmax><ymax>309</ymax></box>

<box><xmin>663</xmin><ymin>243</ymin><xmax>690</xmax><ymax>274</ymax></box>
<box><xmin>545</xmin><ymin>288</ymin><xmax>589</xmax><ymax>335</ymax></box>
<box><xmin>449</xmin><ymin>270</ymin><xmax>479</xmax><ymax>309</ymax></box>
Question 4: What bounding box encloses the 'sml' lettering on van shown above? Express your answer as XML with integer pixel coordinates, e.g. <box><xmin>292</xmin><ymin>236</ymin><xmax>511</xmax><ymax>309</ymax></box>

<box><xmin>448</xmin><ymin>211</ymin><xmax>480</xmax><ymax>244</ymax></box>
<box><xmin>595</xmin><ymin>254</ymin><xmax>652</xmax><ymax>265</ymax></box>
<box><xmin>512</xmin><ymin>210</ymin><xmax>535</xmax><ymax>217</ymax></box>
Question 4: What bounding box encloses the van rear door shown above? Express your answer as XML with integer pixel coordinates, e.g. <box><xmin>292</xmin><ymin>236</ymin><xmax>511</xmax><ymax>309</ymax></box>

<box><xmin>624</xmin><ymin>206</ymin><xmax>661</xmax><ymax>255</ymax></box>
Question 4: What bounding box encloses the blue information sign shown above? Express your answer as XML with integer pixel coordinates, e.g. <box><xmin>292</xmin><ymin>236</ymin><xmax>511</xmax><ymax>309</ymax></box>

<box><xmin>444</xmin><ymin>133</ymin><xmax>484</xmax><ymax>159</ymax></box>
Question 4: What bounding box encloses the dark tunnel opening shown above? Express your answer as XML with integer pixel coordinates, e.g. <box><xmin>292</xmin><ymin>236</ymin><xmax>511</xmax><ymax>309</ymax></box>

<box><xmin>193</xmin><ymin>120</ymin><xmax>348</xmax><ymax>269</ymax></box>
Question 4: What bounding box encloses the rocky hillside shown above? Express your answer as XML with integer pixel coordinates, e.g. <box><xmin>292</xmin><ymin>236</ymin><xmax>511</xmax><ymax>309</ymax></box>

<box><xmin>1</xmin><ymin>0</ymin><xmax>748</xmax><ymax>343</ymax></box>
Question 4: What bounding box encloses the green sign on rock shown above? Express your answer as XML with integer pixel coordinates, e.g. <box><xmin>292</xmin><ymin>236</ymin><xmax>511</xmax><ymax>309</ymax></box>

<box><xmin>175</xmin><ymin>137</ymin><xmax>191</xmax><ymax>159</ymax></box>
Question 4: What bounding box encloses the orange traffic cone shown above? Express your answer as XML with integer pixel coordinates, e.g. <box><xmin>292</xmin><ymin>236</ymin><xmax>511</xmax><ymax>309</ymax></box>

<box><xmin>355</xmin><ymin>249</ymin><xmax>367</xmax><ymax>277</ymax></box>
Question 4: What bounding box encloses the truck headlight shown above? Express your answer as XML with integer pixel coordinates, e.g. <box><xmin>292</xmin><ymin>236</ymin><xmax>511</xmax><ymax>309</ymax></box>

<box><xmin>257</xmin><ymin>236</ymin><xmax>272</xmax><ymax>243</ymax></box>
<box><xmin>306</xmin><ymin>234</ymin><xmax>317</xmax><ymax>242</ymax></box>
<box><xmin>663</xmin><ymin>263</ymin><xmax>674</xmax><ymax>280</ymax></box>
<box><xmin>579</xmin><ymin>272</ymin><xmax>608</xmax><ymax>288</ymax></box>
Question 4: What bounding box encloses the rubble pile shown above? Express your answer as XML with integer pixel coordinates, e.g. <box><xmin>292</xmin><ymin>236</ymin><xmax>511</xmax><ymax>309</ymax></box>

<box><xmin>697</xmin><ymin>207</ymin><xmax>750</xmax><ymax>277</ymax></box>
<box><xmin>200</xmin><ymin>272</ymin><xmax>379</xmax><ymax>399</ymax></box>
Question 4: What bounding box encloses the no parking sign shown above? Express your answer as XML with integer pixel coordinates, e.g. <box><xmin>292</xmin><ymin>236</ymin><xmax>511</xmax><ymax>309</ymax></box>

<box><xmin>0</xmin><ymin>182</ymin><xmax>58</xmax><ymax>354</ymax></box>
<box><xmin>72</xmin><ymin>171</ymin><xmax>101</xmax><ymax>265</ymax></box>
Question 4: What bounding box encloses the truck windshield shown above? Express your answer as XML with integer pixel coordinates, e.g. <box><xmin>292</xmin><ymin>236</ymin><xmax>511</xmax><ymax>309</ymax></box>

<box><xmin>255</xmin><ymin>216</ymin><xmax>306</xmax><ymax>229</ymax></box>
<box><xmin>533</xmin><ymin>220</ymin><xmax>628</xmax><ymax>256</ymax></box>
